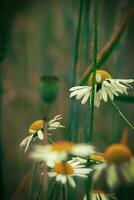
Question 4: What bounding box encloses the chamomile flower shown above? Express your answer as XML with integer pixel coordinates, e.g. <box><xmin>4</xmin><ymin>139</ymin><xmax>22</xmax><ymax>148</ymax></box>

<box><xmin>30</xmin><ymin>141</ymin><xmax>94</xmax><ymax>162</ymax></box>
<box><xmin>93</xmin><ymin>143</ymin><xmax>134</xmax><ymax>189</ymax></box>
<box><xmin>19</xmin><ymin>115</ymin><xmax>64</xmax><ymax>153</ymax></box>
<box><xmin>47</xmin><ymin>158</ymin><xmax>92</xmax><ymax>187</ymax></box>
<box><xmin>90</xmin><ymin>153</ymin><xmax>105</xmax><ymax>164</ymax></box>
<box><xmin>69</xmin><ymin>70</ymin><xmax>133</xmax><ymax>107</ymax></box>
<box><xmin>83</xmin><ymin>190</ymin><xmax>116</xmax><ymax>200</ymax></box>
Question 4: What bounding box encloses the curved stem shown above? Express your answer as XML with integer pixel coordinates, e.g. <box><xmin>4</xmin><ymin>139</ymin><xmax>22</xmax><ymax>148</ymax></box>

<box><xmin>111</xmin><ymin>100</ymin><xmax>134</xmax><ymax>131</ymax></box>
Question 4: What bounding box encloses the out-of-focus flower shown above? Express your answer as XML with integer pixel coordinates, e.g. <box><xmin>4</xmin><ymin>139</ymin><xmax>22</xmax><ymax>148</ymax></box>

<box><xmin>83</xmin><ymin>190</ymin><xmax>116</xmax><ymax>200</ymax></box>
<box><xmin>90</xmin><ymin>153</ymin><xmax>105</xmax><ymax>164</ymax></box>
<box><xmin>19</xmin><ymin>115</ymin><xmax>64</xmax><ymax>153</ymax></box>
<box><xmin>30</xmin><ymin>141</ymin><xmax>94</xmax><ymax>162</ymax></box>
<box><xmin>40</xmin><ymin>76</ymin><xmax>59</xmax><ymax>103</ymax></box>
<box><xmin>93</xmin><ymin>143</ymin><xmax>134</xmax><ymax>189</ymax></box>
<box><xmin>69</xmin><ymin>70</ymin><xmax>133</xmax><ymax>107</ymax></box>
<box><xmin>47</xmin><ymin>158</ymin><xmax>92</xmax><ymax>187</ymax></box>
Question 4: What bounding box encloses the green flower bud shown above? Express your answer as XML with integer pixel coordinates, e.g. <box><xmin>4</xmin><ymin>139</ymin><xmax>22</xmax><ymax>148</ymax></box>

<box><xmin>39</xmin><ymin>76</ymin><xmax>59</xmax><ymax>103</ymax></box>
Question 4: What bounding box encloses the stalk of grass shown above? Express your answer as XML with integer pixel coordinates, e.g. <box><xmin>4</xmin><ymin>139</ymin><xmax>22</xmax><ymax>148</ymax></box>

<box><xmin>83</xmin><ymin>0</ymin><xmax>91</xmax><ymax>143</ymax></box>
<box><xmin>85</xmin><ymin>1</ymin><xmax>98</xmax><ymax>200</ymax></box>
<box><xmin>28</xmin><ymin>161</ymin><xmax>44</xmax><ymax>200</ymax></box>
<box><xmin>62</xmin><ymin>184</ymin><xmax>67</xmax><ymax>200</ymax></box>
<box><xmin>68</xmin><ymin>0</ymin><xmax>84</xmax><ymax>141</ymax></box>
<box><xmin>79</xmin><ymin>8</ymin><xmax>134</xmax><ymax>85</ymax></box>
<box><xmin>89</xmin><ymin>0</ymin><xmax>98</xmax><ymax>142</ymax></box>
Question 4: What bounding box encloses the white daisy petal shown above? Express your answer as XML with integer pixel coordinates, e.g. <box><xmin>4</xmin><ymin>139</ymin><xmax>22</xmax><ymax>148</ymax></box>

<box><xmin>23</xmin><ymin>136</ymin><xmax>33</xmax><ymax>153</ymax></box>
<box><xmin>102</xmin><ymin>84</ymin><xmax>108</xmax><ymax>102</ymax></box>
<box><xmin>105</xmin><ymin>86</ymin><xmax>114</xmax><ymax>100</ymax></box>
<box><xmin>56</xmin><ymin>174</ymin><xmax>62</xmax><ymax>182</ymax></box>
<box><xmin>81</xmin><ymin>90</ymin><xmax>91</xmax><ymax>104</ymax></box>
<box><xmin>61</xmin><ymin>175</ymin><xmax>67</xmax><ymax>184</ymax></box>
<box><xmin>69</xmin><ymin>86</ymin><xmax>88</xmax><ymax>91</ymax></box>
<box><xmin>107</xmin><ymin>165</ymin><xmax>118</xmax><ymax>188</ymax></box>
<box><xmin>37</xmin><ymin>130</ymin><xmax>44</xmax><ymax>140</ymax></box>
<box><xmin>94</xmin><ymin>92</ymin><xmax>101</xmax><ymax>107</ymax></box>
<box><xmin>67</xmin><ymin>176</ymin><xmax>76</xmax><ymax>187</ymax></box>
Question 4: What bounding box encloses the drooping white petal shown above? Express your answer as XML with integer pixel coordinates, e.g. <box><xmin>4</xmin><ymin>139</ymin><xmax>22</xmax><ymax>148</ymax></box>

<box><xmin>101</xmin><ymin>84</ymin><xmax>108</xmax><ymax>102</ymax></box>
<box><xmin>19</xmin><ymin>135</ymin><xmax>33</xmax><ymax>153</ymax></box>
<box><xmin>94</xmin><ymin>92</ymin><xmax>101</xmax><ymax>108</ymax></box>
<box><xmin>105</xmin><ymin>87</ymin><xmax>114</xmax><ymax>100</ymax></box>
<box><xmin>67</xmin><ymin>176</ymin><xmax>76</xmax><ymax>187</ymax></box>
<box><xmin>56</xmin><ymin>174</ymin><xmax>62</xmax><ymax>182</ymax></box>
<box><xmin>81</xmin><ymin>90</ymin><xmax>91</xmax><ymax>104</ymax></box>
<box><xmin>61</xmin><ymin>175</ymin><xmax>67</xmax><ymax>184</ymax></box>
<box><xmin>37</xmin><ymin>130</ymin><xmax>44</xmax><ymax>140</ymax></box>
<box><xmin>106</xmin><ymin>165</ymin><xmax>118</xmax><ymax>188</ymax></box>
<box><xmin>93</xmin><ymin>163</ymin><xmax>106</xmax><ymax>181</ymax></box>
<box><xmin>116</xmin><ymin>79</ymin><xmax>134</xmax><ymax>84</ymax></box>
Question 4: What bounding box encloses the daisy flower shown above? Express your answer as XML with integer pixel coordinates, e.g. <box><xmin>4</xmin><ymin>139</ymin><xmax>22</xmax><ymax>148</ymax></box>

<box><xmin>69</xmin><ymin>70</ymin><xmax>133</xmax><ymax>107</ymax></box>
<box><xmin>47</xmin><ymin>158</ymin><xmax>92</xmax><ymax>187</ymax></box>
<box><xmin>90</xmin><ymin>153</ymin><xmax>105</xmax><ymax>164</ymax></box>
<box><xmin>83</xmin><ymin>190</ymin><xmax>116</xmax><ymax>200</ymax></box>
<box><xmin>93</xmin><ymin>143</ymin><xmax>134</xmax><ymax>189</ymax></box>
<box><xmin>30</xmin><ymin>140</ymin><xmax>94</xmax><ymax>162</ymax></box>
<box><xmin>19</xmin><ymin>115</ymin><xmax>64</xmax><ymax>153</ymax></box>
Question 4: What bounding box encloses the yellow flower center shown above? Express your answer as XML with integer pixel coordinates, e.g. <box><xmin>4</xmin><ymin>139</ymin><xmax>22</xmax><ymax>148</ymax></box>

<box><xmin>104</xmin><ymin>144</ymin><xmax>132</xmax><ymax>164</ymax></box>
<box><xmin>29</xmin><ymin>120</ymin><xmax>45</xmax><ymax>133</ymax></box>
<box><xmin>90</xmin><ymin>153</ymin><xmax>105</xmax><ymax>162</ymax></box>
<box><xmin>88</xmin><ymin>70</ymin><xmax>112</xmax><ymax>85</ymax></box>
<box><xmin>53</xmin><ymin>162</ymin><xmax>74</xmax><ymax>174</ymax></box>
<box><xmin>51</xmin><ymin>141</ymin><xmax>74</xmax><ymax>152</ymax></box>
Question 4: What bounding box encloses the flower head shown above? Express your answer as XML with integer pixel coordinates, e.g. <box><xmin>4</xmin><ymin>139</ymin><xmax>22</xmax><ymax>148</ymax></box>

<box><xmin>19</xmin><ymin>115</ymin><xmax>64</xmax><ymax>153</ymax></box>
<box><xmin>69</xmin><ymin>70</ymin><xmax>133</xmax><ymax>107</ymax></box>
<box><xmin>93</xmin><ymin>143</ymin><xmax>134</xmax><ymax>189</ymax></box>
<box><xmin>90</xmin><ymin>153</ymin><xmax>105</xmax><ymax>163</ymax></box>
<box><xmin>47</xmin><ymin>158</ymin><xmax>92</xmax><ymax>187</ymax></box>
<box><xmin>83</xmin><ymin>190</ymin><xmax>116</xmax><ymax>200</ymax></box>
<box><xmin>30</xmin><ymin>141</ymin><xmax>94</xmax><ymax>162</ymax></box>
<box><xmin>104</xmin><ymin>144</ymin><xmax>132</xmax><ymax>164</ymax></box>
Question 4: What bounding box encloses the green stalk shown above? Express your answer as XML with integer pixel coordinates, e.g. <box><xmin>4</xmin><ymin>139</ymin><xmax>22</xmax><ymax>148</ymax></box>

<box><xmin>72</xmin><ymin>0</ymin><xmax>83</xmax><ymax>86</ymax></box>
<box><xmin>89</xmin><ymin>0</ymin><xmax>98</xmax><ymax>142</ymax></box>
<box><xmin>68</xmin><ymin>0</ymin><xmax>84</xmax><ymax>141</ymax></box>
<box><xmin>62</xmin><ymin>184</ymin><xmax>66</xmax><ymax>200</ymax></box>
<box><xmin>84</xmin><ymin>0</ymin><xmax>91</xmax><ymax>142</ymax></box>
<box><xmin>111</xmin><ymin>100</ymin><xmax>134</xmax><ymax>131</ymax></box>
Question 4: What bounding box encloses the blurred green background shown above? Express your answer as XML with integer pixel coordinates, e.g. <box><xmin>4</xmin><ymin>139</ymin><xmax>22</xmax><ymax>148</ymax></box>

<box><xmin>0</xmin><ymin>0</ymin><xmax>134</xmax><ymax>199</ymax></box>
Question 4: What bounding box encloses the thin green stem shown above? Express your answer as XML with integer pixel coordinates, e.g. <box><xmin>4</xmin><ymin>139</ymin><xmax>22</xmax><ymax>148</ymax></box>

<box><xmin>89</xmin><ymin>0</ymin><xmax>98</xmax><ymax>141</ymax></box>
<box><xmin>47</xmin><ymin>137</ymin><xmax>55</xmax><ymax>144</ymax></box>
<box><xmin>111</xmin><ymin>100</ymin><xmax>134</xmax><ymax>131</ymax></box>
<box><xmin>68</xmin><ymin>0</ymin><xmax>84</xmax><ymax>141</ymax></box>
<box><xmin>62</xmin><ymin>184</ymin><xmax>66</xmax><ymax>200</ymax></box>
<box><xmin>72</xmin><ymin>0</ymin><xmax>83</xmax><ymax>85</ymax></box>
